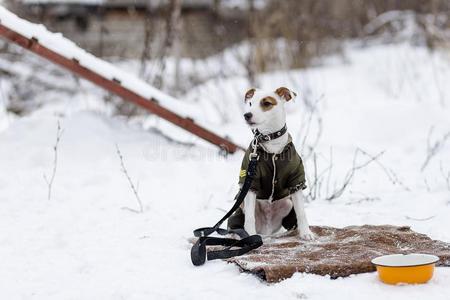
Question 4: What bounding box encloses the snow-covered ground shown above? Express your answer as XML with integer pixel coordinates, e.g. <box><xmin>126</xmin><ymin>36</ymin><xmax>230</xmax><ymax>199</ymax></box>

<box><xmin>1</xmin><ymin>38</ymin><xmax>450</xmax><ymax>299</ymax></box>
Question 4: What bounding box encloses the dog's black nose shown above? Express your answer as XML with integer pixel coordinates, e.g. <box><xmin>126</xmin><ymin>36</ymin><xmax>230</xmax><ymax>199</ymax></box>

<box><xmin>243</xmin><ymin>112</ymin><xmax>253</xmax><ymax>121</ymax></box>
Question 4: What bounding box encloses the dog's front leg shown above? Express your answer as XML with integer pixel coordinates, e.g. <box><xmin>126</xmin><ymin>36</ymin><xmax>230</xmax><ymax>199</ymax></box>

<box><xmin>292</xmin><ymin>191</ymin><xmax>315</xmax><ymax>240</ymax></box>
<box><xmin>243</xmin><ymin>191</ymin><xmax>257</xmax><ymax>235</ymax></box>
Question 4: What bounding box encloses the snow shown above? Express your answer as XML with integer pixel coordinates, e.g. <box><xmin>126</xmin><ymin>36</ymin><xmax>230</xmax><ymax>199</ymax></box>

<box><xmin>1</xmin><ymin>11</ymin><xmax>450</xmax><ymax>299</ymax></box>
<box><xmin>219</xmin><ymin>0</ymin><xmax>269</xmax><ymax>10</ymax></box>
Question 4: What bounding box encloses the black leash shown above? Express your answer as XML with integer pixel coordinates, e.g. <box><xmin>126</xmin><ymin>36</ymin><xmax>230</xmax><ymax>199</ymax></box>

<box><xmin>191</xmin><ymin>138</ymin><xmax>263</xmax><ymax>266</ymax></box>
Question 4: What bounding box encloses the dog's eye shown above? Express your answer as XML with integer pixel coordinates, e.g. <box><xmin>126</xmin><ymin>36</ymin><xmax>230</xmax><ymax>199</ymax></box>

<box><xmin>262</xmin><ymin>101</ymin><xmax>272</xmax><ymax>107</ymax></box>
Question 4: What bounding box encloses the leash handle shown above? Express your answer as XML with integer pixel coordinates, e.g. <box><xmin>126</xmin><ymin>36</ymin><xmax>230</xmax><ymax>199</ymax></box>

<box><xmin>193</xmin><ymin>151</ymin><xmax>258</xmax><ymax>238</ymax></box>
<box><xmin>191</xmin><ymin>229</ymin><xmax>262</xmax><ymax>266</ymax></box>
<box><xmin>191</xmin><ymin>139</ymin><xmax>261</xmax><ymax>265</ymax></box>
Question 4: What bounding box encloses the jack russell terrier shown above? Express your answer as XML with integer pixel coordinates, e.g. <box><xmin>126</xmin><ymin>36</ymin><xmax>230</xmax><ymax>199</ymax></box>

<box><xmin>227</xmin><ymin>87</ymin><xmax>315</xmax><ymax>240</ymax></box>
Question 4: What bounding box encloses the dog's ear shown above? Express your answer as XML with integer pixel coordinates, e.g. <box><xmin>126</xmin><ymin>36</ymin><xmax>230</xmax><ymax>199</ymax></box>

<box><xmin>244</xmin><ymin>88</ymin><xmax>256</xmax><ymax>101</ymax></box>
<box><xmin>275</xmin><ymin>87</ymin><xmax>297</xmax><ymax>102</ymax></box>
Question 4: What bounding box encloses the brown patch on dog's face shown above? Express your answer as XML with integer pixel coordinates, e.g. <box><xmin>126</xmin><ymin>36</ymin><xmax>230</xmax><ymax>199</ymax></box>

<box><xmin>244</xmin><ymin>88</ymin><xmax>256</xmax><ymax>102</ymax></box>
<box><xmin>275</xmin><ymin>87</ymin><xmax>296</xmax><ymax>101</ymax></box>
<box><xmin>260</xmin><ymin>96</ymin><xmax>277</xmax><ymax>111</ymax></box>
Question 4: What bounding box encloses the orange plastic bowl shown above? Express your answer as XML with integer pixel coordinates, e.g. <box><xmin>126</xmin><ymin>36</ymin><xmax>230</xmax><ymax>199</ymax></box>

<box><xmin>371</xmin><ymin>254</ymin><xmax>439</xmax><ymax>285</ymax></box>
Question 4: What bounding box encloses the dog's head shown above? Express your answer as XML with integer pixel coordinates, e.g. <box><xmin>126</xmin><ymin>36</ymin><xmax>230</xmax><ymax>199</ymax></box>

<box><xmin>243</xmin><ymin>87</ymin><xmax>297</xmax><ymax>131</ymax></box>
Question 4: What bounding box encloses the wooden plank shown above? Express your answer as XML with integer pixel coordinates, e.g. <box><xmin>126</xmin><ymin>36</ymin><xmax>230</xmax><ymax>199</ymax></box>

<box><xmin>0</xmin><ymin>23</ymin><xmax>244</xmax><ymax>153</ymax></box>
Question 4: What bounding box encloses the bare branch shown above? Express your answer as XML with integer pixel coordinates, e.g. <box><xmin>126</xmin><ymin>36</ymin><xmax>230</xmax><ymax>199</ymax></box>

<box><xmin>299</xmin><ymin>94</ymin><xmax>324</xmax><ymax>161</ymax></box>
<box><xmin>325</xmin><ymin>147</ymin><xmax>333</xmax><ymax>198</ymax></box>
<box><xmin>440</xmin><ymin>162</ymin><xmax>450</xmax><ymax>191</ymax></box>
<box><xmin>423</xmin><ymin>178</ymin><xmax>431</xmax><ymax>192</ymax></box>
<box><xmin>139</xmin><ymin>6</ymin><xmax>155</xmax><ymax>78</ymax></box>
<box><xmin>116</xmin><ymin>144</ymin><xmax>144</xmax><ymax>213</ymax></box>
<box><xmin>44</xmin><ymin>120</ymin><xmax>63</xmax><ymax>200</ymax></box>
<box><xmin>421</xmin><ymin>127</ymin><xmax>450</xmax><ymax>171</ymax></box>
<box><xmin>345</xmin><ymin>193</ymin><xmax>381</xmax><ymax>205</ymax></box>
<box><xmin>326</xmin><ymin>149</ymin><xmax>385</xmax><ymax>201</ymax></box>
<box><xmin>357</xmin><ymin>148</ymin><xmax>410</xmax><ymax>192</ymax></box>
<box><xmin>405</xmin><ymin>215</ymin><xmax>436</xmax><ymax>221</ymax></box>
<box><xmin>153</xmin><ymin>0</ymin><xmax>182</xmax><ymax>90</ymax></box>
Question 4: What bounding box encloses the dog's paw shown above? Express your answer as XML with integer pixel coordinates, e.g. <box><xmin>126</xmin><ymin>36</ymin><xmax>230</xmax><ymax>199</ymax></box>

<box><xmin>246</xmin><ymin>228</ymin><xmax>257</xmax><ymax>236</ymax></box>
<box><xmin>244</xmin><ymin>223</ymin><xmax>257</xmax><ymax>236</ymax></box>
<box><xmin>298</xmin><ymin>229</ymin><xmax>316</xmax><ymax>241</ymax></box>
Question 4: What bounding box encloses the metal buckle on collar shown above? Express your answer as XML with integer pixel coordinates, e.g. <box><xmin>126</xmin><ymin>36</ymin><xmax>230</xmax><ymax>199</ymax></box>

<box><xmin>253</xmin><ymin>129</ymin><xmax>270</xmax><ymax>142</ymax></box>
<box><xmin>249</xmin><ymin>152</ymin><xmax>259</xmax><ymax>160</ymax></box>
<box><xmin>253</xmin><ymin>130</ymin><xmax>262</xmax><ymax>140</ymax></box>
<box><xmin>249</xmin><ymin>138</ymin><xmax>259</xmax><ymax>161</ymax></box>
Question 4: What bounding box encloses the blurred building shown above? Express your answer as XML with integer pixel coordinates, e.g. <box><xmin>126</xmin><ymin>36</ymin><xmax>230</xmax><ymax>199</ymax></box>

<box><xmin>11</xmin><ymin>0</ymin><xmax>252</xmax><ymax>58</ymax></box>
<box><xmin>9</xmin><ymin>0</ymin><xmax>448</xmax><ymax>64</ymax></box>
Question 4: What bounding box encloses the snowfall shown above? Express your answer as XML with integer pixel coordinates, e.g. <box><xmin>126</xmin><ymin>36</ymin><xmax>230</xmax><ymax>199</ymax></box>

<box><xmin>1</xmin><ymin>7</ymin><xmax>450</xmax><ymax>300</ymax></box>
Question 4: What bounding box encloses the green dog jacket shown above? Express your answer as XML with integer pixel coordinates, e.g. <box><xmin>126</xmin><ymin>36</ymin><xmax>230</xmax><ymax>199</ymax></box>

<box><xmin>238</xmin><ymin>135</ymin><xmax>307</xmax><ymax>201</ymax></box>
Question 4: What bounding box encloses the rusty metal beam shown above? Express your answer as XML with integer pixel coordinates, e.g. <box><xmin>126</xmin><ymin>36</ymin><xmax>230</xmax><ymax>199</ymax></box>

<box><xmin>0</xmin><ymin>24</ymin><xmax>244</xmax><ymax>153</ymax></box>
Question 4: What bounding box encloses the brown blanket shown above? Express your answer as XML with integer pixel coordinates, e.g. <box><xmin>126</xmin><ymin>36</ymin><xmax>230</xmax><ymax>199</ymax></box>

<box><xmin>228</xmin><ymin>225</ymin><xmax>450</xmax><ymax>283</ymax></box>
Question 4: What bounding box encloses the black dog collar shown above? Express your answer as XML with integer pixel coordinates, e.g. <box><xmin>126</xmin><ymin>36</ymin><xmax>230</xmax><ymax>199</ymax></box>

<box><xmin>252</xmin><ymin>124</ymin><xmax>287</xmax><ymax>143</ymax></box>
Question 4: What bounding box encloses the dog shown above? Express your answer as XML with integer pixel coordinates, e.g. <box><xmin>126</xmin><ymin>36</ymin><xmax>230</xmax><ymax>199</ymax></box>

<box><xmin>227</xmin><ymin>87</ymin><xmax>315</xmax><ymax>240</ymax></box>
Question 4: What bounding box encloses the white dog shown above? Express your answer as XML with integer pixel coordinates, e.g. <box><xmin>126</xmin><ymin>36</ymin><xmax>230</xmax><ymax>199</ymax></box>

<box><xmin>227</xmin><ymin>87</ymin><xmax>315</xmax><ymax>240</ymax></box>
